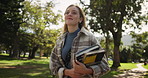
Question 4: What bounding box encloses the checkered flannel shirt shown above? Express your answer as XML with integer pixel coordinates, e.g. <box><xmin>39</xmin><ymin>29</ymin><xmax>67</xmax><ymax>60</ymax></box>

<box><xmin>49</xmin><ymin>27</ymin><xmax>110</xmax><ymax>78</ymax></box>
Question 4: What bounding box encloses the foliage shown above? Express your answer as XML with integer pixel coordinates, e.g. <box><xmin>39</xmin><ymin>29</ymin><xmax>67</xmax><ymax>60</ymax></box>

<box><xmin>100</xmin><ymin>37</ymin><xmax>114</xmax><ymax>58</ymax></box>
<box><xmin>0</xmin><ymin>0</ymin><xmax>25</xmax><ymax>58</ymax></box>
<box><xmin>0</xmin><ymin>0</ymin><xmax>62</xmax><ymax>59</ymax></box>
<box><xmin>0</xmin><ymin>0</ymin><xmax>24</xmax><ymax>44</ymax></box>
<box><xmin>130</xmin><ymin>32</ymin><xmax>148</xmax><ymax>61</ymax></box>
<box><xmin>80</xmin><ymin>0</ymin><xmax>147</xmax><ymax>69</ymax></box>
<box><xmin>143</xmin><ymin>45</ymin><xmax>148</xmax><ymax>60</ymax></box>
<box><xmin>20</xmin><ymin>0</ymin><xmax>62</xmax><ymax>59</ymax></box>
<box><xmin>120</xmin><ymin>48</ymin><xmax>131</xmax><ymax>63</ymax></box>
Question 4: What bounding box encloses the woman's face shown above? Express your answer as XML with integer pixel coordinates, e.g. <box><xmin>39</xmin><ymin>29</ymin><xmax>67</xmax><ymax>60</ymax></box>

<box><xmin>64</xmin><ymin>6</ymin><xmax>82</xmax><ymax>27</ymax></box>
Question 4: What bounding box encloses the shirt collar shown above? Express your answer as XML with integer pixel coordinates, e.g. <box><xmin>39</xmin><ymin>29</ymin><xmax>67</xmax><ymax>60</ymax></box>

<box><xmin>79</xmin><ymin>27</ymin><xmax>89</xmax><ymax>36</ymax></box>
<box><xmin>60</xmin><ymin>27</ymin><xmax>89</xmax><ymax>39</ymax></box>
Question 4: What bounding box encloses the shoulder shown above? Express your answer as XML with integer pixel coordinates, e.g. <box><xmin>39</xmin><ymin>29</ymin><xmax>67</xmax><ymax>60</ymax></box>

<box><xmin>79</xmin><ymin>27</ymin><xmax>96</xmax><ymax>38</ymax></box>
<box><xmin>54</xmin><ymin>32</ymin><xmax>67</xmax><ymax>45</ymax></box>
<box><xmin>80</xmin><ymin>27</ymin><xmax>101</xmax><ymax>46</ymax></box>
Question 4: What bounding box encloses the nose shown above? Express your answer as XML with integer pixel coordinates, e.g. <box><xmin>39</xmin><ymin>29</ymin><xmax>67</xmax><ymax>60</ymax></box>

<box><xmin>67</xmin><ymin>12</ymin><xmax>72</xmax><ymax>16</ymax></box>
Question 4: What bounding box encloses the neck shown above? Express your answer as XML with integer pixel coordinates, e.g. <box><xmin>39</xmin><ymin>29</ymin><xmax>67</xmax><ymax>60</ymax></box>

<box><xmin>68</xmin><ymin>25</ymin><xmax>79</xmax><ymax>33</ymax></box>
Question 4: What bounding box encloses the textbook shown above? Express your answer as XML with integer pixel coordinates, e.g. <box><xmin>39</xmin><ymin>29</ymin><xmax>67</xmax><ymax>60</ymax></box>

<box><xmin>75</xmin><ymin>45</ymin><xmax>106</xmax><ymax>66</ymax></box>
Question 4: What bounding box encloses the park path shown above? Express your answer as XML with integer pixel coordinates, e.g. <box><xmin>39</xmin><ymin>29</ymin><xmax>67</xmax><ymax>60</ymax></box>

<box><xmin>113</xmin><ymin>63</ymin><xmax>148</xmax><ymax>78</ymax></box>
<box><xmin>131</xmin><ymin>63</ymin><xmax>148</xmax><ymax>72</ymax></box>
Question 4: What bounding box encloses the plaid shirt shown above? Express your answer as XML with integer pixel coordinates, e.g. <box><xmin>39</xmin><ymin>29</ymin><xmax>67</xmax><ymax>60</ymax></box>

<box><xmin>49</xmin><ymin>27</ymin><xmax>110</xmax><ymax>78</ymax></box>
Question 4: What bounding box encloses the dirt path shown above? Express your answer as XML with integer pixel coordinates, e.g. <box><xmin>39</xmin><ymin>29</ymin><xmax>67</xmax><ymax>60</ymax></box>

<box><xmin>113</xmin><ymin>63</ymin><xmax>148</xmax><ymax>78</ymax></box>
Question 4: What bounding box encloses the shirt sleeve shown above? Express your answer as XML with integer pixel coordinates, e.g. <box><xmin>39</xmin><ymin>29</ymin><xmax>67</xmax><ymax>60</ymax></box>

<box><xmin>90</xmin><ymin>55</ymin><xmax>110</xmax><ymax>78</ymax></box>
<box><xmin>89</xmin><ymin>34</ymin><xmax>110</xmax><ymax>78</ymax></box>
<box><xmin>49</xmin><ymin>45</ymin><xmax>65</xmax><ymax>78</ymax></box>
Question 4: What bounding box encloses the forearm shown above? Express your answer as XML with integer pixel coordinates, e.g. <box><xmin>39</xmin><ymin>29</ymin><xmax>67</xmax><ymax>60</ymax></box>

<box><xmin>84</xmin><ymin>67</ymin><xmax>93</xmax><ymax>75</ymax></box>
<box><xmin>64</xmin><ymin>68</ymin><xmax>93</xmax><ymax>76</ymax></box>
<box><xmin>63</xmin><ymin>69</ymin><xmax>70</xmax><ymax>76</ymax></box>
<box><xmin>89</xmin><ymin>56</ymin><xmax>110</xmax><ymax>77</ymax></box>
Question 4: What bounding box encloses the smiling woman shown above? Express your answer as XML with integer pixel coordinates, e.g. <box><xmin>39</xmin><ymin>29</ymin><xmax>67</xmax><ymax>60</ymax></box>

<box><xmin>49</xmin><ymin>4</ymin><xmax>110</xmax><ymax>78</ymax></box>
<box><xmin>39</xmin><ymin>0</ymin><xmax>81</xmax><ymax>29</ymax></box>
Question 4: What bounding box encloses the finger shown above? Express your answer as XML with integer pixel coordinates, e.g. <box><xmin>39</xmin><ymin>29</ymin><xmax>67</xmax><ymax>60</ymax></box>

<box><xmin>74</xmin><ymin>72</ymin><xmax>82</xmax><ymax>77</ymax></box>
<box><xmin>72</xmin><ymin>60</ymin><xmax>76</xmax><ymax>68</ymax></box>
<box><xmin>75</xmin><ymin>60</ymin><xmax>83</xmax><ymax>65</ymax></box>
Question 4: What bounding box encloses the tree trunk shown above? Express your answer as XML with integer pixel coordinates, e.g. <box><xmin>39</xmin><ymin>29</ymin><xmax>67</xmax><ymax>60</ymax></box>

<box><xmin>112</xmin><ymin>44</ymin><xmax>120</xmax><ymax>69</ymax></box>
<box><xmin>12</xmin><ymin>34</ymin><xmax>19</xmax><ymax>59</ymax></box>
<box><xmin>9</xmin><ymin>49</ymin><xmax>13</xmax><ymax>57</ymax></box>
<box><xmin>105</xmin><ymin>32</ymin><xmax>110</xmax><ymax>59</ymax></box>
<box><xmin>29</xmin><ymin>45</ymin><xmax>38</xmax><ymax>59</ymax></box>
<box><xmin>40</xmin><ymin>50</ymin><xmax>43</xmax><ymax>57</ymax></box>
<box><xmin>111</xmin><ymin>32</ymin><xmax>121</xmax><ymax>70</ymax></box>
<box><xmin>23</xmin><ymin>51</ymin><xmax>26</xmax><ymax>58</ymax></box>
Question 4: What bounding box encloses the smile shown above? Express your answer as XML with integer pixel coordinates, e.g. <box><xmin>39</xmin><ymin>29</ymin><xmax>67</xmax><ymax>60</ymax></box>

<box><xmin>67</xmin><ymin>18</ymin><xmax>73</xmax><ymax>20</ymax></box>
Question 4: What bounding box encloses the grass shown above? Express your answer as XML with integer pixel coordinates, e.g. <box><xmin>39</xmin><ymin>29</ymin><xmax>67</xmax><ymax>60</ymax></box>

<box><xmin>100</xmin><ymin>61</ymin><xmax>138</xmax><ymax>78</ymax></box>
<box><xmin>108</xmin><ymin>60</ymin><xmax>137</xmax><ymax>69</ymax></box>
<box><xmin>0</xmin><ymin>54</ymin><xmax>53</xmax><ymax>78</ymax></box>
<box><xmin>100</xmin><ymin>70</ymin><xmax>123</xmax><ymax>78</ymax></box>
<box><xmin>142</xmin><ymin>64</ymin><xmax>148</xmax><ymax>69</ymax></box>
<box><xmin>119</xmin><ymin>63</ymin><xmax>137</xmax><ymax>69</ymax></box>
<box><xmin>0</xmin><ymin>54</ymin><xmax>147</xmax><ymax>78</ymax></box>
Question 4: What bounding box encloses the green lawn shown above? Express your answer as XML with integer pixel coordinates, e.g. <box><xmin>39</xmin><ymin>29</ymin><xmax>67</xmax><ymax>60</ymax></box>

<box><xmin>100</xmin><ymin>61</ymin><xmax>138</xmax><ymax>78</ymax></box>
<box><xmin>0</xmin><ymin>55</ymin><xmax>53</xmax><ymax>78</ymax></box>
<box><xmin>142</xmin><ymin>64</ymin><xmax>148</xmax><ymax>69</ymax></box>
<box><xmin>119</xmin><ymin>63</ymin><xmax>138</xmax><ymax>69</ymax></box>
<box><xmin>108</xmin><ymin>60</ymin><xmax>137</xmax><ymax>69</ymax></box>
<box><xmin>0</xmin><ymin>54</ymin><xmax>147</xmax><ymax>78</ymax></box>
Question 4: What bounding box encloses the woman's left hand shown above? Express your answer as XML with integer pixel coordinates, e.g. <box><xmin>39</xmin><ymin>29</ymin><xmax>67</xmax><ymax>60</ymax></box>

<box><xmin>73</xmin><ymin>60</ymin><xmax>93</xmax><ymax>75</ymax></box>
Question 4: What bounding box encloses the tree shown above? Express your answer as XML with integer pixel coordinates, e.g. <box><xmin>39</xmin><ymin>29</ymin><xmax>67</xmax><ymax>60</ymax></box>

<box><xmin>80</xmin><ymin>0</ymin><xmax>146</xmax><ymax>69</ymax></box>
<box><xmin>0</xmin><ymin>0</ymin><xmax>24</xmax><ymax>58</ymax></box>
<box><xmin>21</xmin><ymin>1</ymin><xmax>62</xmax><ymax>59</ymax></box>
<box><xmin>41</xmin><ymin>29</ymin><xmax>61</xmax><ymax>58</ymax></box>
<box><xmin>99</xmin><ymin>36</ymin><xmax>114</xmax><ymax>59</ymax></box>
<box><xmin>130</xmin><ymin>31</ymin><xmax>148</xmax><ymax>62</ymax></box>
<box><xmin>143</xmin><ymin>45</ymin><xmax>148</xmax><ymax>62</ymax></box>
<box><xmin>120</xmin><ymin>48</ymin><xmax>131</xmax><ymax>63</ymax></box>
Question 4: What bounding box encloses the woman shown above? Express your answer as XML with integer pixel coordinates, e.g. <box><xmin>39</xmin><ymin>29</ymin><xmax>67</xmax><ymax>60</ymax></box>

<box><xmin>50</xmin><ymin>4</ymin><xmax>110</xmax><ymax>78</ymax></box>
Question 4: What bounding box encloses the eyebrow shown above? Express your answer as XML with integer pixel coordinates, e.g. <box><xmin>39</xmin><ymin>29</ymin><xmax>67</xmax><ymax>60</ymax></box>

<box><xmin>66</xmin><ymin>9</ymin><xmax>78</xmax><ymax>12</ymax></box>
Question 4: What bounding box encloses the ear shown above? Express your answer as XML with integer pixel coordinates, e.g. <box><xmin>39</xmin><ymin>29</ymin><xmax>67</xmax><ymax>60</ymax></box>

<box><xmin>79</xmin><ymin>17</ymin><xmax>83</xmax><ymax>23</ymax></box>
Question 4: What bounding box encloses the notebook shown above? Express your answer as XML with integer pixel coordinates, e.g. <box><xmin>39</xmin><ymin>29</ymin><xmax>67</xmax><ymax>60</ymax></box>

<box><xmin>75</xmin><ymin>45</ymin><xmax>106</xmax><ymax>66</ymax></box>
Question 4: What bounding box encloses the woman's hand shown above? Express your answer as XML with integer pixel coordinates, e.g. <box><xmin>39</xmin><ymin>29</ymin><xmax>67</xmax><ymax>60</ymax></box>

<box><xmin>64</xmin><ymin>60</ymin><xmax>93</xmax><ymax>78</ymax></box>
<box><xmin>73</xmin><ymin>60</ymin><xmax>93</xmax><ymax>75</ymax></box>
<box><xmin>64</xmin><ymin>68</ymin><xmax>82</xmax><ymax>78</ymax></box>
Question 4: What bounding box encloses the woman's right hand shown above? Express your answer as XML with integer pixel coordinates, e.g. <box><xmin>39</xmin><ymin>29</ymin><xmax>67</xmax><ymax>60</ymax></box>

<box><xmin>64</xmin><ymin>68</ymin><xmax>82</xmax><ymax>78</ymax></box>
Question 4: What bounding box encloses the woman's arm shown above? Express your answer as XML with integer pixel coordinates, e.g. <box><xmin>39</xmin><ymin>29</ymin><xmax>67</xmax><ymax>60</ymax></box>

<box><xmin>89</xmin><ymin>55</ymin><xmax>110</xmax><ymax>77</ymax></box>
<box><xmin>63</xmin><ymin>60</ymin><xmax>93</xmax><ymax>78</ymax></box>
<box><xmin>64</xmin><ymin>68</ymin><xmax>83</xmax><ymax>78</ymax></box>
<box><xmin>49</xmin><ymin>46</ymin><xmax>64</xmax><ymax>77</ymax></box>
<box><xmin>89</xmin><ymin>35</ymin><xmax>110</xmax><ymax>77</ymax></box>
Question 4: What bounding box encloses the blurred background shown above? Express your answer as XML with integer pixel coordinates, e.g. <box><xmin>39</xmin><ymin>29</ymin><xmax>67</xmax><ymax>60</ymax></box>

<box><xmin>0</xmin><ymin>0</ymin><xmax>148</xmax><ymax>78</ymax></box>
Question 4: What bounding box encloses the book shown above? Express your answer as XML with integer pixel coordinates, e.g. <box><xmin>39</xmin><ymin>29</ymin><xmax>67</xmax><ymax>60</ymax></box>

<box><xmin>75</xmin><ymin>45</ymin><xmax>106</xmax><ymax>66</ymax></box>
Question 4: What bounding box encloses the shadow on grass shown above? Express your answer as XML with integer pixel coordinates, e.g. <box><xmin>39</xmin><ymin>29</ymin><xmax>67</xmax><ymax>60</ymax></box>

<box><xmin>0</xmin><ymin>55</ymin><xmax>32</xmax><ymax>61</ymax></box>
<box><xmin>100</xmin><ymin>69</ymin><xmax>148</xmax><ymax>78</ymax></box>
<box><xmin>0</xmin><ymin>55</ymin><xmax>54</xmax><ymax>78</ymax></box>
<box><xmin>0</xmin><ymin>62</ymin><xmax>54</xmax><ymax>78</ymax></box>
<box><xmin>0</xmin><ymin>55</ymin><xmax>15</xmax><ymax>60</ymax></box>
<box><xmin>100</xmin><ymin>70</ymin><xmax>123</xmax><ymax>78</ymax></box>
<box><xmin>144</xmin><ymin>71</ymin><xmax>148</xmax><ymax>78</ymax></box>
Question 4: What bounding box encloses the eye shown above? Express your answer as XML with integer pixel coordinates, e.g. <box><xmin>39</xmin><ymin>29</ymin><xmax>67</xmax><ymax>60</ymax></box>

<box><xmin>71</xmin><ymin>11</ymin><xmax>77</xmax><ymax>15</ymax></box>
<box><xmin>65</xmin><ymin>11</ymin><xmax>69</xmax><ymax>15</ymax></box>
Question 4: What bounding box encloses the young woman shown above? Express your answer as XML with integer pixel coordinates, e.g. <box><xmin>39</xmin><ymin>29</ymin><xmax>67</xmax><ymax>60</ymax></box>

<box><xmin>49</xmin><ymin>4</ymin><xmax>110</xmax><ymax>78</ymax></box>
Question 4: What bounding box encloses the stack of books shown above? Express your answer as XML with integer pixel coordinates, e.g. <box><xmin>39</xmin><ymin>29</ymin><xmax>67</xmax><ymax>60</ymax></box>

<box><xmin>75</xmin><ymin>45</ymin><xmax>106</xmax><ymax>66</ymax></box>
